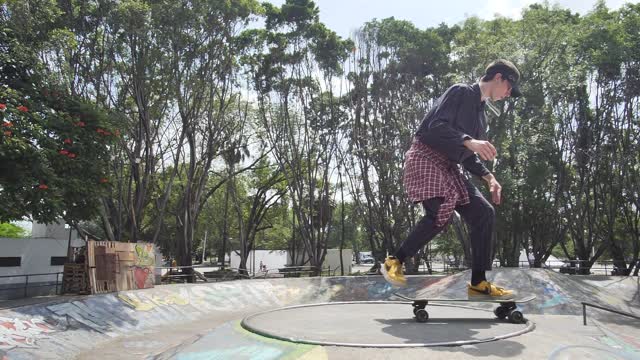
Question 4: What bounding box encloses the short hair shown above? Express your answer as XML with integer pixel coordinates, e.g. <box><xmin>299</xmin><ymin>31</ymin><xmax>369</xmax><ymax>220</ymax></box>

<box><xmin>481</xmin><ymin>59</ymin><xmax>520</xmax><ymax>83</ymax></box>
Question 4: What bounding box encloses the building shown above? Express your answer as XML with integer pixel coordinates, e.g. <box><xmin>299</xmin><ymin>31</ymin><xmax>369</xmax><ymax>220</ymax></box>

<box><xmin>0</xmin><ymin>221</ymin><xmax>84</xmax><ymax>299</ymax></box>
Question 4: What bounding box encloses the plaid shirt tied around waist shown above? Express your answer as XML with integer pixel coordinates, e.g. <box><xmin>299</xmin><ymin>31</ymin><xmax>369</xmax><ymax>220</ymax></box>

<box><xmin>403</xmin><ymin>139</ymin><xmax>470</xmax><ymax>227</ymax></box>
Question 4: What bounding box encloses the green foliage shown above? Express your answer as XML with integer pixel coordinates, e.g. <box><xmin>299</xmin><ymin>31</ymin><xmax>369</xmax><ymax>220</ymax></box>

<box><xmin>0</xmin><ymin>223</ymin><xmax>27</xmax><ymax>238</ymax></box>
<box><xmin>0</xmin><ymin>24</ymin><xmax>120</xmax><ymax>224</ymax></box>
<box><xmin>1</xmin><ymin>0</ymin><xmax>638</xmax><ymax>274</ymax></box>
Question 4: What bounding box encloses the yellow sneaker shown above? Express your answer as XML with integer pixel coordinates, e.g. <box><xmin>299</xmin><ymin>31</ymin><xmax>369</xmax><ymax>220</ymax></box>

<box><xmin>381</xmin><ymin>256</ymin><xmax>407</xmax><ymax>287</ymax></box>
<box><xmin>468</xmin><ymin>280</ymin><xmax>514</xmax><ymax>299</ymax></box>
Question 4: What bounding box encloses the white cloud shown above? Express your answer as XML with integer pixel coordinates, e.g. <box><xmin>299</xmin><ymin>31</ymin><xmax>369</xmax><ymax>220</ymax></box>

<box><xmin>480</xmin><ymin>0</ymin><xmax>539</xmax><ymax>20</ymax></box>
<box><xmin>478</xmin><ymin>0</ymin><xmax>627</xmax><ymax>21</ymax></box>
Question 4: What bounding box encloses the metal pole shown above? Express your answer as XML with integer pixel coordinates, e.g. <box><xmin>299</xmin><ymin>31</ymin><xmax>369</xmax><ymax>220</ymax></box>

<box><xmin>202</xmin><ymin>230</ymin><xmax>208</xmax><ymax>264</ymax></box>
<box><xmin>583</xmin><ymin>303</ymin><xmax>587</xmax><ymax>325</ymax></box>
<box><xmin>67</xmin><ymin>222</ymin><xmax>73</xmax><ymax>261</ymax></box>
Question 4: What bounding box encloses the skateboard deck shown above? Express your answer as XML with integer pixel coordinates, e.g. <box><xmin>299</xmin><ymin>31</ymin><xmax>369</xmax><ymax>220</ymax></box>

<box><xmin>393</xmin><ymin>293</ymin><xmax>536</xmax><ymax>324</ymax></box>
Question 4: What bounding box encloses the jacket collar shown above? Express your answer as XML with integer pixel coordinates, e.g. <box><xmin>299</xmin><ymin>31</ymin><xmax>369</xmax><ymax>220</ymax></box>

<box><xmin>471</xmin><ymin>83</ymin><xmax>486</xmax><ymax>110</ymax></box>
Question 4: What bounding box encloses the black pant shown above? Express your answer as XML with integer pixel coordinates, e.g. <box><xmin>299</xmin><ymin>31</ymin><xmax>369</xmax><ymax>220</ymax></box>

<box><xmin>395</xmin><ymin>178</ymin><xmax>495</xmax><ymax>271</ymax></box>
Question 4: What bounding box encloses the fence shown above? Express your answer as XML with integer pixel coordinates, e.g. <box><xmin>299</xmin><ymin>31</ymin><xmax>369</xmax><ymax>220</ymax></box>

<box><xmin>159</xmin><ymin>264</ymin><xmax>339</xmax><ymax>283</ymax></box>
<box><xmin>0</xmin><ymin>272</ymin><xmax>63</xmax><ymax>300</ymax></box>
<box><xmin>410</xmin><ymin>259</ymin><xmax>640</xmax><ymax>276</ymax></box>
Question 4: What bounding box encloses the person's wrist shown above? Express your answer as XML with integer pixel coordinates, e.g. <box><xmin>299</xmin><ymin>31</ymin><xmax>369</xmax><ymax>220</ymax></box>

<box><xmin>482</xmin><ymin>173</ymin><xmax>495</xmax><ymax>183</ymax></box>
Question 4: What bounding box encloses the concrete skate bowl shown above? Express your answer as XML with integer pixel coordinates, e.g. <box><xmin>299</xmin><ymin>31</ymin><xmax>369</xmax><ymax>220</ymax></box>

<box><xmin>0</xmin><ymin>269</ymin><xmax>637</xmax><ymax>359</ymax></box>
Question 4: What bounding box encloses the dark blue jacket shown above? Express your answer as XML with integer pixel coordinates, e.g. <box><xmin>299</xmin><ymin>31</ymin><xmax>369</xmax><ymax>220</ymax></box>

<box><xmin>415</xmin><ymin>83</ymin><xmax>490</xmax><ymax>177</ymax></box>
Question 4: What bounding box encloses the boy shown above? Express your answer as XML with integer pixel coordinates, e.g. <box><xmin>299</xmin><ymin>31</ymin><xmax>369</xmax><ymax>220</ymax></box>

<box><xmin>382</xmin><ymin>59</ymin><xmax>522</xmax><ymax>298</ymax></box>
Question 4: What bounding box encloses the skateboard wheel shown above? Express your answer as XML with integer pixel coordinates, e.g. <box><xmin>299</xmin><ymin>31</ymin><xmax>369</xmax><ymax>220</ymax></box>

<box><xmin>415</xmin><ymin>309</ymin><xmax>429</xmax><ymax>323</ymax></box>
<box><xmin>508</xmin><ymin>310</ymin><xmax>525</xmax><ymax>324</ymax></box>
<box><xmin>494</xmin><ymin>306</ymin><xmax>509</xmax><ymax>320</ymax></box>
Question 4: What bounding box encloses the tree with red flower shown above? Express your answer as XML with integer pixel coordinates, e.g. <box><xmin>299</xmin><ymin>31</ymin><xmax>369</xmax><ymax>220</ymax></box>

<box><xmin>1</xmin><ymin>22</ymin><xmax>118</xmax><ymax>228</ymax></box>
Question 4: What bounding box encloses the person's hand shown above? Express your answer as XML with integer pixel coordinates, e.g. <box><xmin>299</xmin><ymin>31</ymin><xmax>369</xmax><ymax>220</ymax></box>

<box><xmin>482</xmin><ymin>173</ymin><xmax>502</xmax><ymax>205</ymax></box>
<box><xmin>464</xmin><ymin>139</ymin><xmax>497</xmax><ymax>160</ymax></box>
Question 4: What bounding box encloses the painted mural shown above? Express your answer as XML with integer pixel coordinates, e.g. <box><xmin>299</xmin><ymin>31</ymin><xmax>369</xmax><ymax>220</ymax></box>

<box><xmin>84</xmin><ymin>240</ymin><xmax>156</xmax><ymax>295</ymax></box>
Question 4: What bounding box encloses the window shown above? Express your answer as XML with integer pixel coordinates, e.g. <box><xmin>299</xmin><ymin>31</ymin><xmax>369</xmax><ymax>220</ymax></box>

<box><xmin>0</xmin><ymin>257</ymin><xmax>21</xmax><ymax>267</ymax></box>
<box><xmin>50</xmin><ymin>257</ymin><xmax>68</xmax><ymax>266</ymax></box>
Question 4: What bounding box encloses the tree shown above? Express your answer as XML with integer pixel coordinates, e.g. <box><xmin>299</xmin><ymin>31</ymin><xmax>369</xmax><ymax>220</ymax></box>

<box><xmin>344</xmin><ymin>18</ymin><xmax>451</xmax><ymax>265</ymax></box>
<box><xmin>231</xmin><ymin>158</ymin><xmax>287</xmax><ymax>274</ymax></box>
<box><xmin>0</xmin><ymin>223</ymin><xmax>27</xmax><ymax>238</ymax></box>
<box><xmin>0</xmin><ymin>15</ymin><xmax>119</xmax><ymax>226</ymax></box>
<box><xmin>242</xmin><ymin>0</ymin><xmax>352</xmax><ymax>274</ymax></box>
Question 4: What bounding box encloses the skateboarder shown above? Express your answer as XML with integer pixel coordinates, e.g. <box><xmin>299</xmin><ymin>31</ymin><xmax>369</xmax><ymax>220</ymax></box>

<box><xmin>382</xmin><ymin>59</ymin><xmax>522</xmax><ymax>298</ymax></box>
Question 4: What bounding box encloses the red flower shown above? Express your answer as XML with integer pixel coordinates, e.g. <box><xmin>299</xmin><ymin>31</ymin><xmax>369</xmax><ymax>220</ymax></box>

<box><xmin>64</xmin><ymin>138</ymin><xmax>72</xmax><ymax>144</ymax></box>
<box><xmin>3</xmin><ymin>130</ymin><xmax>11</xmax><ymax>136</ymax></box>
<box><xmin>74</xmin><ymin>121</ymin><xmax>86</xmax><ymax>127</ymax></box>
<box><xmin>0</xmin><ymin>104</ymin><xmax>6</xmax><ymax>111</ymax></box>
<box><xmin>38</xmin><ymin>183</ymin><xmax>48</xmax><ymax>190</ymax></box>
<box><xmin>59</xmin><ymin>149</ymin><xmax>69</xmax><ymax>155</ymax></box>
<box><xmin>17</xmin><ymin>105</ymin><xmax>28</xmax><ymax>112</ymax></box>
<box><xmin>2</xmin><ymin>121</ymin><xmax>12</xmax><ymax>127</ymax></box>
<box><xmin>103</xmin><ymin>131</ymin><xmax>111</xmax><ymax>136</ymax></box>
<box><xmin>96</xmin><ymin>128</ymin><xmax>104</xmax><ymax>134</ymax></box>
<box><xmin>67</xmin><ymin>153</ymin><xmax>77</xmax><ymax>159</ymax></box>
<box><xmin>99</xmin><ymin>178</ymin><xmax>109</xmax><ymax>183</ymax></box>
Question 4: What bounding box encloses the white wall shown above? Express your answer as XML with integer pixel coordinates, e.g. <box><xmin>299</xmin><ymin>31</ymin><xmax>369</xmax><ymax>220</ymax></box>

<box><xmin>31</xmin><ymin>220</ymin><xmax>78</xmax><ymax>240</ymax></box>
<box><xmin>323</xmin><ymin>249</ymin><xmax>352</xmax><ymax>275</ymax></box>
<box><xmin>230</xmin><ymin>249</ymin><xmax>353</xmax><ymax>275</ymax></box>
<box><xmin>229</xmin><ymin>250</ymin><xmax>289</xmax><ymax>274</ymax></box>
<box><xmin>0</xmin><ymin>237</ymin><xmax>84</xmax><ymax>284</ymax></box>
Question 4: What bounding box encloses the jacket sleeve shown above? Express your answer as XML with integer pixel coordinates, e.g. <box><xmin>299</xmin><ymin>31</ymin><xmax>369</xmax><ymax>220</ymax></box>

<box><xmin>461</xmin><ymin>154</ymin><xmax>491</xmax><ymax>177</ymax></box>
<box><xmin>419</xmin><ymin>86</ymin><xmax>474</xmax><ymax>162</ymax></box>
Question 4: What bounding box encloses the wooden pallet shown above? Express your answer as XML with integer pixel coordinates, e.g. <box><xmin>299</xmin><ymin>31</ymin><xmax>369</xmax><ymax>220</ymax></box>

<box><xmin>62</xmin><ymin>263</ymin><xmax>89</xmax><ymax>294</ymax></box>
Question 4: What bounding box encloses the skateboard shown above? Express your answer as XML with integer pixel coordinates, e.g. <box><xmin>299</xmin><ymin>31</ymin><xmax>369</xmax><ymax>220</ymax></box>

<box><xmin>393</xmin><ymin>293</ymin><xmax>536</xmax><ymax>324</ymax></box>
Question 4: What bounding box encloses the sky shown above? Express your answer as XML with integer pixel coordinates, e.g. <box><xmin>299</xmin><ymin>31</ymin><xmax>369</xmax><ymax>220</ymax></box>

<box><xmin>265</xmin><ymin>0</ymin><xmax>630</xmax><ymax>38</ymax></box>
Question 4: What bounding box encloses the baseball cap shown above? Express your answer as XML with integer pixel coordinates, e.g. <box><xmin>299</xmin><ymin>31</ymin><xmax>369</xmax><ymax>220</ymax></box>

<box><xmin>485</xmin><ymin>59</ymin><xmax>522</xmax><ymax>98</ymax></box>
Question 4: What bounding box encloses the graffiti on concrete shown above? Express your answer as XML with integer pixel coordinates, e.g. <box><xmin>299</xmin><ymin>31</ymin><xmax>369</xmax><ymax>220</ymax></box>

<box><xmin>117</xmin><ymin>281</ymin><xmax>285</xmax><ymax>313</ymax></box>
<box><xmin>176</xmin><ymin>345</ymin><xmax>283</xmax><ymax>360</ymax></box>
<box><xmin>133</xmin><ymin>266</ymin><xmax>154</xmax><ymax>289</ymax></box>
<box><xmin>118</xmin><ymin>289</ymin><xmax>189</xmax><ymax>311</ymax></box>
<box><xmin>134</xmin><ymin>244</ymin><xmax>155</xmax><ymax>267</ymax></box>
<box><xmin>46</xmin><ymin>302</ymin><xmax>112</xmax><ymax>334</ymax></box>
<box><xmin>153</xmin><ymin>321</ymin><xmax>326</xmax><ymax>360</ymax></box>
<box><xmin>0</xmin><ymin>316</ymin><xmax>55</xmax><ymax>350</ymax></box>
<box><xmin>549</xmin><ymin>345</ymin><xmax>637</xmax><ymax>360</ymax></box>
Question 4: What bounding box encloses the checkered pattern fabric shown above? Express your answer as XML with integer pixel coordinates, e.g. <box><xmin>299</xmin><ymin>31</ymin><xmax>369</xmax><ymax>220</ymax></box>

<box><xmin>403</xmin><ymin>139</ymin><xmax>470</xmax><ymax>227</ymax></box>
